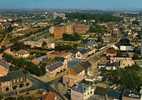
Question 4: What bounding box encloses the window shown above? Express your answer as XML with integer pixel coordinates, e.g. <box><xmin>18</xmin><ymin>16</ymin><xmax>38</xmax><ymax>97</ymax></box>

<box><xmin>26</xmin><ymin>83</ymin><xmax>29</xmax><ymax>86</ymax></box>
<box><xmin>6</xmin><ymin>87</ymin><xmax>9</xmax><ymax>91</ymax></box>
<box><xmin>19</xmin><ymin>84</ymin><xmax>24</xmax><ymax>88</ymax></box>
<box><xmin>13</xmin><ymin>86</ymin><xmax>17</xmax><ymax>90</ymax></box>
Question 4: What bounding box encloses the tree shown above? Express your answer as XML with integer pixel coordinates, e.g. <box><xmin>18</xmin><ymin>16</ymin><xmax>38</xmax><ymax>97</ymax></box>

<box><xmin>89</xmin><ymin>24</ymin><xmax>106</xmax><ymax>33</ymax></box>
<box><xmin>63</xmin><ymin>33</ymin><xmax>81</xmax><ymax>41</ymax></box>
<box><xmin>107</xmin><ymin>65</ymin><xmax>142</xmax><ymax>91</ymax></box>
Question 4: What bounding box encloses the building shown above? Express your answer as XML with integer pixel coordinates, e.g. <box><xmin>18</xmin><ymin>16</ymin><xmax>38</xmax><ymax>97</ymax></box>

<box><xmin>51</xmin><ymin>22</ymin><xmax>90</xmax><ymax>39</ymax></box>
<box><xmin>47</xmin><ymin>51</ymin><xmax>72</xmax><ymax>60</ymax></box>
<box><xmin>15</xmin><ymin>50</ymin><xmax>30</xmax><ymax>58</ymax></box>
<box><xmin>53</xmin><ymin>25</ymin><xmax>65</xmax><ymax>39</ymax></box>
<box><xmin>4</xmin><ymin>49</ymin><xmax>30</xmax><ymax>58</ymax></box>
<box><xmin>119</xmin><ymin>58</ymin><xmax>135</xmax><ymax>68</ymax></box>
<box><xmin>47</xmin><ymin>43</ymin><xmax>55</xmax><ymax>49</ymax></box>
<box><xmin>63</xmin><ymin>60</ymin><xmax>91</xmax><ymax>87</ymax></box>
<box><xmin>75</xmin><ymin>48</ymin><xmax>96</xmax><ymax>60</ymax></box>
<box><xmin>73</xmin><ymin>23</ymin><xmax>90</xmax><ymax>34</ymax></box>
<box><xmin>24</xmin><ymin>41</ymin><xmax>42</xmax><ymax>48</ymax></box>
<box><xmin>32</xmin><ymin>55</ymin><xmax>48</xmax><ymax>65</ymax></box>
<box><xmin>98</xmin><ymin>62</ymin><xmax>119</xmax><ymax>71</ymax></box>
<box><xmin>46</xmin><ymin>60</ymin><xmax>68</xmax><ymax>78</ymax></box>
<box><xmin>106</xmin><ymin>47</ymin><xmax>117</xmax><ymax>57</ymax></box>
<box><xmin>65</xmin><ymin>24</ymin><xmax>74</xmax><ymax>34</ymax></box>
<box><xmin>71</xmin><ymin>81</ymin><xmax>95</xmax><ymax>100</ymax></box>
<box><xmin>0</xmin><ymin>70</ymin><xmax>32</xmax><ymax>94</ymax></box>
<box><xmin>118</xmin><ymin>37</ymin><xmax>134</xmax><ymax>52</ymax></box>
<box><xmin>0</xmin><ymin>60</ymin><xmax>10</xmax><ymax>77</ymax></box>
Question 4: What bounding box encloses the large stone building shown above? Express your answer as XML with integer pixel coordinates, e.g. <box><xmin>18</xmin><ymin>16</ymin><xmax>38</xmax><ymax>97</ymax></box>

<box><xmin>0</xmin><ymin>70</ymin><xmax>32</xmax><ymax>94</ymax></box>
<box><xmin>53</xmin><ymin>25</ymin><xmax>65</xmax><ymax>39</ymax></box>
<box><xmin>50</xmin><ymin>23</ymin><xmax>90</xmax><ymax>39</ymax></box>
<box><xmin>73</xmin><ymin>23</ymin><xmax>90</xmax><ymax>34</ymax></box>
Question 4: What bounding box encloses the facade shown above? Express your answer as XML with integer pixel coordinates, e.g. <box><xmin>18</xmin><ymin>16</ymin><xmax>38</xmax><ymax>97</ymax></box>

<box><xmin>32</xmin><ymin>55</ymin><xmax>48</xmax><ymax>65</ymax></box>
<box><xmin>71</xmin><ymin>81</ymin><xmax>95</xmax><ymax>100</ymax></box>
<box><xmin>53</xmin><ymin>25</ymin><xmax>65</xmax><ymax>39</ymax></box>
<box><xmin>0</xmin><ymin>70</ymin><xmax>32</xmax><ymax>94</ymax></box>
<box><xmin>63</xmin><ymin>61</ymin><xmax>91</xmax><ymax>87</ymax></box>
<box><xmin>63</xmin><ymin>68</ymin><xmax>85</xmax><ymax>87</ymax></box>
<box><xmin>119</xmin><ymin>58</ymin><xmax>135</xmax><ymax>68</ymax></box>
<box><xmin>75</xmin><ymin>48</ymin><xmax>96</xmax><ymax>60</ymax></box>
<box><xmin>47</xmin><ymin>51</ymin><xmax>72</xmax><ymax>60</ymax></box>
<box><xmin>118</xmin><ymin>37</ymin><xmax>134</xmax><ymax>52</ymax></box>
<box><xmin>65</xmin><ymin>24</ymin><xmax>74</xmax><ymax>34</ymax></box>
<box><xmin>106</xmin><ymin>47</ymin><xmax>117</xmax><ymax>57</ymax></box>
<box><xmin>0</xmin><ymin>60</ymin><xmax>10</xmax><ymax>77</ymax></box>
<box><xmin>46</xmin><ymin>60</ymin><xmax>68</xmax><ymax>78</ymax></box>
<box><xmin>4</xmin><ymin>49</ymin><xmax>30</xmax><ymax>58</ymax></box>
<box><xmin>51</xmin><ymin>23</ymin><xmax>90</xmax><ymax>39</ymax></box>
<box><xmin>15</xmin><ymin>50</ymin><xmax>30</xmax><ymax>58</ymax></box>
<box><xmin>73</xmin><ymin>23</ymin><xmax>90</xmax><ymax>34</ymax></box>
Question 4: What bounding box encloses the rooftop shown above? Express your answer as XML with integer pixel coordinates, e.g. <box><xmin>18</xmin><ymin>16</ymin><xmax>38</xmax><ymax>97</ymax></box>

<box><xmin>72</xmin><ymin>81</ymin><xmax>93</xmax><ymax>93</ymax></box>
<box><xmin>0</xmin><ymin>60</ymin><xmax>10</xmax><ymax>69</ymax></box>
<box><xmin>46</xmin><ymin>61</ymin><xmax>64</xmax><ymax>71</ymax></box>
<box><xmin>0</xmin><ymin>70</ymin><xmax>27</xmax><ymax>82</ymax></box>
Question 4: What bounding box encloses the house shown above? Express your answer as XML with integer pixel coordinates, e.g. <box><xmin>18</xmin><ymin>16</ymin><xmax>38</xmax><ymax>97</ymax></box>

<box><xmin>122</xmin><ymin>90</ymin><xmax>141</xmax><ymax>100</ymax></box>
<box><xmin>0</xmin><ymin>60</ymin><xmax>10</xmax><ymax>77</ymax></box>
<box><xmin>4</xmin><ymin>49</ymin><xmax>30</xmax><ymax>58</ymax></box>
<box><xmin>63</xmin><ymin>60</ymin><xmax>91</xmax><ymax>87</ymax></box>
<box><xmin>119</xmin><ymin>58</ymin><xmax>135</xmax><ymax>68</ymax></box>
<box><xmin>15</xmin><ymin>49</ymin><xmax>30</xmax><ymax>58</ymax></box>
<box><xmin>24</xmin><ymin>41</ymin><xmax>42</xmax><ymax>48</ymax></box>
<box><xmin>47</xmin><ymin>51</ymin><xmax>72</xmax><ymax>60</ymax></box>
<box><xmin>98</xmin><ymin>62</ymin><xmax>119</xmax><ymax>71</ymax></box>
<box><xmin>75</xmin><ymin>48</ymin><xmax>96</xmax><ymax>60</ymax></box>
<box><xmin>106</xmin><ymin>47</ymin><xmax>117</xmax><ymax>57</ymax></box>
<box><xmin>32</xmin><ymin>55</ymin><xmax>48</xmax><ymax>65</ymax></box>
<box><xmin>47</xmin><ymin>43</ymin><xmax>55</xmax><ymax>49</ymax></box>
<box><xmin>82</xmin><ymin>39</ymin><xmax>97</xmax><ymax>49</ymax></box>
<box><xmin>0</xmin><ymin>70</ymin><xmax>32</xmax><ymax>94</ymax></box>
<box><xmin>63</xmin><ymin>64</ymin><xmax>85</xmax><ymax>87</ymax></box>
<box><xmin>46</xmin><ymin>60</ymin><xmax>68</xmax><ymax>78</ymax></box>
<box><xmin>71</xmin><ymin>81</ymin><xmax>95</xmax><ymax>100</ymax></box>
<box><xmin>117</xmin><ymin>37</ymin><xmax>134</xmax><ymax>52</ymax></box>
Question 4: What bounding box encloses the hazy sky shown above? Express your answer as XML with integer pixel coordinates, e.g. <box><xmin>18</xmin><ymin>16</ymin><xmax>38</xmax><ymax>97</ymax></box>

<box><xmin>0</xmin><ymin>0</ymin><xmax>141</xmax><ymax>10</ymax></box>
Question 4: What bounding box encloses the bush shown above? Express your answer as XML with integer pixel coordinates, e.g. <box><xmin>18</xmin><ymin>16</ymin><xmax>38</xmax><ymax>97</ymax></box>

<box><xmin>63</xmin><ymin>33</ymin><xmax>81</xmax><ymax>41</ymax></box>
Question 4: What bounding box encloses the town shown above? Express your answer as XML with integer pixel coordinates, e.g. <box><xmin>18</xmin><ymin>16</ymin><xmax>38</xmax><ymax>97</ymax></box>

<box><xmin>0</xmin><ymin>9</ymin><xmax>142</xmax><ymax>100</ymax></box>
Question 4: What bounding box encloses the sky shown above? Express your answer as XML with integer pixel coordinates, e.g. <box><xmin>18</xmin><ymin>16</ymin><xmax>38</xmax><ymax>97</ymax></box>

<box><xmin>0</xmin><ymin>0</ymin><xmax>142</xmax><ymax>10</ymax></box>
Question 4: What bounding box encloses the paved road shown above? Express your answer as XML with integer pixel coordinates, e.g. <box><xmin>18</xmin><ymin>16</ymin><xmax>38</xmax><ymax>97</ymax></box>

<box><xmin>29</xmin><ymin>75</ymin><xmax>67</xmax><ymax>100</ymax></box>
